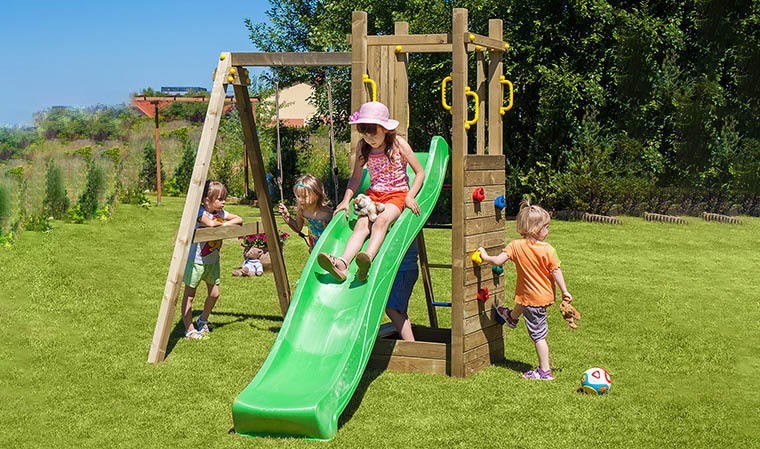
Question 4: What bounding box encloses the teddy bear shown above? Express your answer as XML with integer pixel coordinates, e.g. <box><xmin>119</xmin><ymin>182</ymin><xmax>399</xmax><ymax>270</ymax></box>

<box><xmin>232</xmin><ymin>244</ymin><xmax>265</xmax><ymax>277</ymax></box>
<box><xmin>353</xmin><ymin>193</ymin><xmax>385</xmax><ymax>222</ymax></box>
<box><xmin>560</xmin><ymin>300</ymin><xmax>581</xmax><ymax>329</ymax></box>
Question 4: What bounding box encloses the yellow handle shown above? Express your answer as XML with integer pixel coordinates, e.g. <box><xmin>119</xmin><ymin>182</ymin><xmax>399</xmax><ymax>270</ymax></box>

<box><xmin>465</xmin><ymin>87</ymin><xmax>479</xmax><ymax>130</ymax></box>
<box><xmin>471</xmin><ymin>250</ymin><xmax>483</xmax><ymax>265</ymax></box>
<box><xmin>362</xmin><ymin>74</ymin><xmax>377</xmax><ymax>102</ymax></box>
<box><xmin>440</xmin><ymin>75</ymin><xmax>452</xmax><ymax>112</ymax></box>
<box><xmin>500</xmin><ymin>76</ymin><xmax>514</xmax><ymax>115</ymax></box>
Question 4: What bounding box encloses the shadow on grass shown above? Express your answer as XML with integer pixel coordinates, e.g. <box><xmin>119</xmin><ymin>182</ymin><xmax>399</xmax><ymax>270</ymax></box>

<box><xmin>166</xmin><ymin>310</ymin><xmax>283</xmax><ymax>358</ymax></box>
<box><xmin>337</xmin><ymin>368</ymin><xmax>384</xmax><ymax>429</ymax></box>
<box><xmin>493</xmin><ymin>358</ymin><xmax>533</xmax><ymax>374</ymax></box>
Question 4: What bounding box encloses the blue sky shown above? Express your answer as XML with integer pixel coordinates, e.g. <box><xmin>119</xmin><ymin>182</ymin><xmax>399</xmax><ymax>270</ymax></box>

<box><xmin>0</xmin><ymin>1</ymin><xmax>272</xmax><ymax>126</ymax></box>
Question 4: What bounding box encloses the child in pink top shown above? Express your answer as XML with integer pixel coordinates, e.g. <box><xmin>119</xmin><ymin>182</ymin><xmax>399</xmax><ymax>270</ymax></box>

<box><xmin>318</xmin><ymin>101</ymin><xmax>424</xmax><ymax>283</ymax></box>
<box><xmin>478</xmin><ymin>200</ymin><xmax>573</xmax><ymax>380</ymax></box>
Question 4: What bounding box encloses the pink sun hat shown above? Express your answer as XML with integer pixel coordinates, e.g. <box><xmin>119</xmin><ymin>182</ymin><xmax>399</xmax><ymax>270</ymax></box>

<box><xmin>348</xmin><ymin>101</ymin><xmax>399</xmax><ymax>130</ymax></box>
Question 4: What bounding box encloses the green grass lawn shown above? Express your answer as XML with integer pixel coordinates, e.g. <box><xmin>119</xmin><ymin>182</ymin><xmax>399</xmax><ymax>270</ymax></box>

<box><xmin>2</xmin><ymin>197</ymin><xmax>759</xmax><ymax>448</ymax></box>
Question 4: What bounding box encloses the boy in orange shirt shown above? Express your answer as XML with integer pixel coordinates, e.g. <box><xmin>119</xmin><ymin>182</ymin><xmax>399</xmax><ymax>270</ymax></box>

<box><xmin>478</xmin><ymin>200</ymin><xmax>573</xmax><ymax>380</ymax></box>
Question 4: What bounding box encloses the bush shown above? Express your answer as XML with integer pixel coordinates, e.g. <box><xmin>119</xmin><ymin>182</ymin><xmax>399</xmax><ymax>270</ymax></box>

<box><xmin>119</xmin><ymin>186</ymin><xmax>151</xmax><ymax>207</ymax></box>
<box><xmin>139</xmin><ymin>142</ymin><xmax>165</xmax><ymax>191</ymax></box>
<box><xmin>43</xmin><ymin>159</ymin><xmax>70</xmax><ymax>219</ymax></box>
<box><xmin>0</xmin><ymin>184</ymin><xmax>9</xmax><ymax>230</ymax></box>
<box><xmin>66</xmin><ymin>204</ymin><xmax>86</xmax><ymax>224</ymax></box>
<box><xmin>24</xmin><ymin>214</ymin><xmax>53</xmax><ymax>232</ymax></box>
<box><xmin>76</xmin><ymin>160</ymin><xmax>106</xmax><ymax>220</ymax></box>
<box><xmin>171</xmin><ymin>135</ymin><xmax>196</xmax><ymax>196</ymax></box>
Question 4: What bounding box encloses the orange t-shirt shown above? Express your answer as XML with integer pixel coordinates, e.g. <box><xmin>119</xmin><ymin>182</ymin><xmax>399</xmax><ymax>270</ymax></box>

<box><xmin>503</xmin><ymin>238</ymin><xmax>561</xmax><ymax>307</ymax></box>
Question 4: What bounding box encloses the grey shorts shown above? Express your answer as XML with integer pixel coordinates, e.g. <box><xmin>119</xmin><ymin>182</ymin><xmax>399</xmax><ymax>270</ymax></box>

<box><xmin>522</xmin><ymin>305</ymin><xmax>548</xmax><ymax>342</ymax></box>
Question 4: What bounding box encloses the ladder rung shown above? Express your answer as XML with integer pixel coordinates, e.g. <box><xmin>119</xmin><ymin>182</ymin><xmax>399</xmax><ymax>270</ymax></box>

<box><xmin>427</xmin><ymin>263</ymin><xmax>451</xmax><ymax>269</ymax></box>
<box><xmin>431</xmin><ymin>301</ymin><xmax>452</xmax><ymax>307</ymax></box>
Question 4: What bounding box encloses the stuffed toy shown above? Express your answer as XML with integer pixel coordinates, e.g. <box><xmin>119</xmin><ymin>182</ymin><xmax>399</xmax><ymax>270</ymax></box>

<box><xmin>232</xmin><ymin>245</ymin><xmax>265</xmax><ymax>277</ymax></box>
<box><xmin>353</xmin><ymin>193</ymin><xmax>385</xmax><ymax>222</ymax></box>
<box><xmin>559</xmin><ymin>300</ymin><xmax>581</xmax><ymax>329</ymax></box>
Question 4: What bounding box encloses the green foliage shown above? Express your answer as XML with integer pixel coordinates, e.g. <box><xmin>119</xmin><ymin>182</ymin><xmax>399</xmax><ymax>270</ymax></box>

<box><xmin>43</xmin><ymin>159</ymin><xmax>70</xmax><ymax>219</ymax></box>
<box><xmin>23</xmin><ymin>214</ymin><xmax>53</xmax><ymax>232</ymax></box>
<box><xmin>118</xmin><ymin>186</ymin><xmax>151</xmax><ymax>207</ymax></box>
<box><xmin>65</xmin><ymin>203</ymin><xmax>86</xmax><ymax>224</ymax></box>
<box><xmin>171</xmin><ymin>133</ymin><xmax>196</xmax><ymax>196</ymax></box>
<box><xmin>250</xmin><ymin>0</ymin><xmax>760</xmax><ymax>216</ymax></box>
<box><xmin>76</xmin><ymin>160</ymin><xmax>106</xmax><ymax>220</ymax></box>
<box><xmin>0</xmin><ymin>184</ymin><xmax>9</xmax><ymax>230</ymax></box>
<box><xmin>33</xmin><ymin>105</ymin><xmax>138</xmax><ymax>142</ymax></box>
<box><xmin>139</xmin><ymin>142</ymin><xmax>165</xmax><ymax>191</ymax></box>
<box><xmin>0</xmin><ymin>126</ymin><xmax>39</xmax><ymax>160</ymax></box>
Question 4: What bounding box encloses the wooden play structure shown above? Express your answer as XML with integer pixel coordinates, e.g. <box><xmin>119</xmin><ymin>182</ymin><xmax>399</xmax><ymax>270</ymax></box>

<box><xmin>148</xmin><ymin>8</ymin><xmax>514</xmax><ymax>378</ymax></box>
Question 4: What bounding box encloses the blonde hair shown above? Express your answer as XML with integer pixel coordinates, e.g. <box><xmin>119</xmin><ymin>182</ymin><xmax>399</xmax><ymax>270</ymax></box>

<box><xmin>516</xmin><ymin>199</ymin><xmax>550</xmax><ymax>238</ymax></box>
<box><xmin>203</xmin><ymin>180</ymin><xmax>228</xmax><ymax>202</ymax></box>
<box><xmin>293</xmin><ymin>174</ymin><xmax>329</xmax><ymax>207</ymax></box>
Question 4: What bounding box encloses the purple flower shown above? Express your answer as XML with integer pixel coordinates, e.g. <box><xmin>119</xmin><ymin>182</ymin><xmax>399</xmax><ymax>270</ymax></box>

<box><xmin>350</xmin><ymin>110</ymin><xmax>360</xmax><ymax>122</ymax></box>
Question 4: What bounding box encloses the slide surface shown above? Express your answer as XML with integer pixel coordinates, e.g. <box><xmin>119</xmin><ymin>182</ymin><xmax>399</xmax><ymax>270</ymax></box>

<box><xmin>232</xmin><ymin>137</ymin><xmax>450</xmax><ymax>440</ymax></box>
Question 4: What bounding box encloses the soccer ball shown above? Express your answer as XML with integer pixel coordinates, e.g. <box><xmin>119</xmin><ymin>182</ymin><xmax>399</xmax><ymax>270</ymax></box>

<box><xmin>580</xmin><ymin>367</ymin><xmax>611</xmax><ymax>395</ymax></box>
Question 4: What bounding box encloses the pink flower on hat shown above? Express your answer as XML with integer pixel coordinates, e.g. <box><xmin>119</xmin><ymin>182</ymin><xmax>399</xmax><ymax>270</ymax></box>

<box><xmin>348</xmin><ymin>101</ymin><xmax>400</xmax><ymax>130</ymax></box>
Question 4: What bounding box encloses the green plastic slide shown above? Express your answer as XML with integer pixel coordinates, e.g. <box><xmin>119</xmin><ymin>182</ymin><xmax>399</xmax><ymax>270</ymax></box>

<box><xmin>232</xmin><ymin>136</ymin><xmax>450</xmax><ymax>440</ymax></box>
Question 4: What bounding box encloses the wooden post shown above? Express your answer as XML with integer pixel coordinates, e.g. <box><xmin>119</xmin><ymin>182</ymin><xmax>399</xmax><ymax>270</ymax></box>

<box><xmin>275</xmin><ymin>81</ymin><xmax>284</xmax><ymax>202</ymax></box>
<box><xmin>476</xmin><ymin>51</ymin><xmax>486</xmax><ymax>155</ymax></box>
<box><xmin>451</xmin><ymin>8</ymin><xmax>468</xmax><ymax>377</ymax></box>
<box><xmin>394</xmin><ymin>22</ymin><xmax>410</xmax><ymax>138</ymax></box>
<box><xmin>350</xmin><ymin>11</ymin><xmax>368</xmax><ymax>168</ymax></box>
<box><xmin>234</xmin><ymin>84</ymin><xmax>291</xmax><ymax>315</ymax></box>
<box><xmin>148</xmin><ymin>53</ymin><xmax>232</xmax><ymax>364</ymax></box>
<box><xmin>154</xmin><ymin>103</ymin><xmax>162</xmax><ymax>205</ymax></box>
<box><xmin>487</xmin><ymin>19</ymin><xmax>503</xmax><ymax>155</ymax></box>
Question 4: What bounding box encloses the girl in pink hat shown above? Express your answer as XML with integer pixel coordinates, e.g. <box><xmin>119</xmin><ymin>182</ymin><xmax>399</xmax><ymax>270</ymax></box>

<box><xmin>317</xmin><ymin>101</ymin><xmax>424</xmax><ymax>282</ymax></box>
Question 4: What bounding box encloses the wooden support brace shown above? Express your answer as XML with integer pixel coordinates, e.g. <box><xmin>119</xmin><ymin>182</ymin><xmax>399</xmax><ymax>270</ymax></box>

<box><xmin>192</xmin><ymin>222</ymin><xmax>261</xmax><ymax>243</ymax></box>
<box><xmin>230</xmin><ymin>52</ymin><xmax>352</xmax><ymax>67</ymax></box>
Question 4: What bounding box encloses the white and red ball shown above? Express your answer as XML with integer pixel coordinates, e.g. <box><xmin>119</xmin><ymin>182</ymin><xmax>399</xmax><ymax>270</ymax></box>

<box><xmin>580</xmin><ymin>367</ymin><xmax>611</xmax><ymax>395</ymax></box>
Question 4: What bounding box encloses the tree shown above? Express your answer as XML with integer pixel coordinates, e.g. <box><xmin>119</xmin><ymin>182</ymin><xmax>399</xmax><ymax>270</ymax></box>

<box><xmin>43</xmin><ymin>159</ymin><xmax>70</xmax><ymax>219</ymax></box>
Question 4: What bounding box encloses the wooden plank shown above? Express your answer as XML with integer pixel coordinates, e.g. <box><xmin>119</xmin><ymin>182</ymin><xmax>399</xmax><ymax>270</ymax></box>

<box><xmin>463</xmin><ymin>283</ymin><xmax>504</xmax><ymax>302</ymax></box>
<box><xmin>451</xmin><ymin>7</ymin><xmax>468</xmax><ymax>378</ymax></box>
<box><xmin>476</xmin><ymin>51</ymin><xmax>486</xmax><ymax>155</ymax></box>
<box><xmin>463</xmin><ymin>323</ymin><xmax>503</xmax><ymax>352</ymax></box>
<box><xmin>367</xmin><ymin>45</ymin><xmax>381</xmax><ymax>100</ymax></box>
<box><xmin>463</xmin><ymin>214</ymin><xmax>505</xmax><ymax>237</ymax></box>
<box><xmin>464</xmin><ymin>255</ymin><xmax>504</xmax><ymax>285</ymax></box>
<box><xmin>350</xmin><ymin>11</ymin><xmax>368</xmax><ymax>168</ymax></box>
<box><xmin>234</xmin><ymin>84</ymin><xmax>291</xmax><ymax>315</ymax></box>
<box><xmin>463</xmin><ymin>293</ymin><xmax>506</xmax><ymax>319</ymax></box>
<box><xmin>148</xmin><ymin>53</ymin><xmax>232</xmax><ymax>364</ymax></box>
<box><xmin>463</xmin><ymin>170</ymin><xmax>505</xmax><ymax>187</ymax></box>
<box><xmin>394</xmin><ymin>22</ymin><xmax>409</xmax><ymax>138</ymax></box>
<box><xmin>372</xmin><ymin>339</ymin><xmax>448</xmax><ymax>359</ymax></box>
<box><xmin>488</xmin><ymin>19</ymin><xmax>504</xmax><ymax>156</ymax></box>
<box><xmin>368</xmin><ymin>354</ymin><xmax>448</xmax><ymax>375</ymax></box>
<box><xmin>463</xmin><ymin>308</ymin><xmax>501</xmax><ymax>334</ymax></box>
<box><xmin>465</xmin><ymin>229</ymin><xmax>505</xmax><ymax>252</ymax></box>
<box><xmin>463</xmin><ymin>338</ymin><xmax>504</xmax><ymax>364</ymax></box>
<box><xmin>464</xmin><ymin>185</ymin><xmax>505</xmax><ymax>205</ymax></box>
<box><xmin>230</xmin><ymin>52</ymin><xmax>351</xmax><ymax>67</ymax></box>
<box><xmin>465</xmin><ymin>154</ymin><xmax>506</xmax><ymax>171</ymax></box>
<box><xmin>464</xmin><ymin>340</ymin><xmax>504</xmax><ymax>377</ymax></box>
<box><xmin>466</xmin><ymin>33</ymin><xmax>507</xmax><ymax>52</ymax></box>
<box><xmin>192</xmin><ymin>221</ymin><xmax>260</xmax><ymax>243</ymax></box>
<box><xmin>368</xmin><ymin>33</ymin><xmax>450</xmax><ymax>46</ymax></box>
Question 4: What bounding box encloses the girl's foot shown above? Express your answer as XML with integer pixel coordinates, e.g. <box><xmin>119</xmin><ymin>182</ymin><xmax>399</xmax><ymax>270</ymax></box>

<box><xmin>494</xmin><ymin>305</ymin><xmax>519</xmax><ymax>329</ymax></box>
<box><xmin>317</xmin><ymin>253</ymin><xmax>348</xmax><ymax>282</ymax></box>
<box><xmin>355</xmin><ymin>252</ymin><xmax>372</xmax><ymax>282</ymax></box>
<box><xmin>523</xmin><ymin>367</ymin><xmax>553</xmax><ymax>380</ymax></box>
<box><xmin>185</xmin><ymin>329</ymin><xmax>204</xmax><ymax>340</ymax></box>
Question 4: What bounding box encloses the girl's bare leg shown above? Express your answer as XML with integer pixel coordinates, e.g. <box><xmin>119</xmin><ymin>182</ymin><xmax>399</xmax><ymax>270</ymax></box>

<box><xmin>364</xmin><ymin>204</ymin><xmax>402</xmax><ymax>259</ymax></box>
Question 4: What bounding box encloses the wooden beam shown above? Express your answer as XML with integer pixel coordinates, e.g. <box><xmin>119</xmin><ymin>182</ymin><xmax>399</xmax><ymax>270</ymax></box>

<box><xmin>416</xmin><ymin>231</ymin><xmax>438</xmax><ymax>328</ymax></box>
<box><xmin>230</xmin><ymin>52</ymin><xmax>351</xmax><ymax>67</ymax></box>
<box><xmin>488</xmin><ymin>20</ymin><xmax>504</xmax><ymax>156</ymax></box>
<box><xmin>476</xmin><ymin>50</ymin><xmax>486</xmax><ymax>155</ymax></box>
<box><xmin>148</xmin><ymin>53</ymin><xmax>232</xmax><ymax>364</ymax></box>
<box><xmin>350</xmin><ymin>11</ymin><xmax>368</xmax><ymax>168</ymax></box>
<box><xmin>394</xmin><ymin>22</ymin><xmax>410</xmax><ymax>137</ymax></box>
<box><xmin>192</xmin><ymin>221</ymin><xmax>260</xmax><ymax>243</ymax></box>
<box><xmin>367</xmin><ymin>33</ymin><xmax>450</xmax><ymax>46</ymax></box>
<box><xmin>466</xmin><ymin>33</ymin><xmax>507</xmax><ymax>52</ymax></box>
<box><xmin>450</xmin><ymin>7</ymin><xmax>468</xmax><ymax>378</ymax></box>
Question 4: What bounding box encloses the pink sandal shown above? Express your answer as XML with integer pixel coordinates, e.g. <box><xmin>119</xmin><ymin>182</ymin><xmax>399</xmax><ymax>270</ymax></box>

<box><xmin>317</xmin><ymin>253</ymin><xmax>348</xmax><ymax>282</ymax></box>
